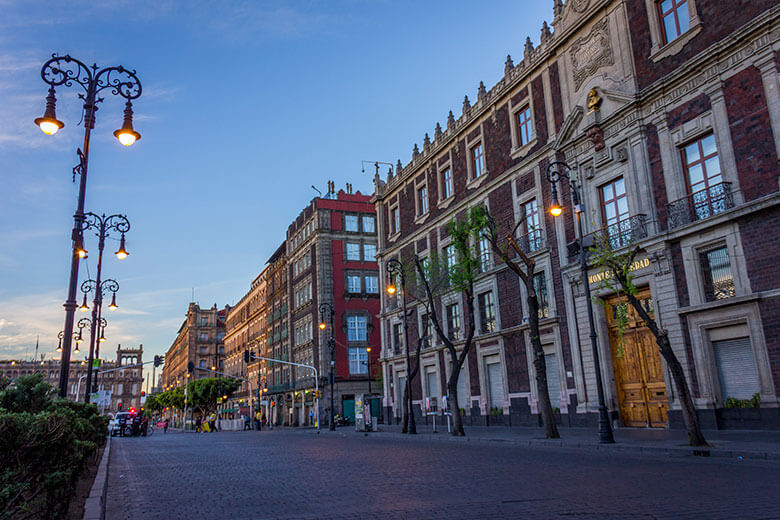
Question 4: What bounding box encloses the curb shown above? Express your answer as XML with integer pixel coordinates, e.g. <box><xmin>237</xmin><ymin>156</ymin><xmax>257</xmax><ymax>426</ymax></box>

<box><xmin>83</xmin><ymin>435</ymin><xmax>111</xmax><ymax>520</ymax></box>
<box><xmin>306</xmin><ymin>428</ymin><xmax>780</xmax><ymax>462</ymax></box>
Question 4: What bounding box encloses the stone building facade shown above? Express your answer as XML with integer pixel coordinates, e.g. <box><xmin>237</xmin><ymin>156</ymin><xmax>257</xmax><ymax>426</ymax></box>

<box><xmin>224</xmin><ymin>266</ymin><xmax>269</xmax><ymax>415</ymax></box>
<box><xmin>373</xmin><ymin>0</ymin><xmax>780</xmax><ymax>429</ymax></box>
<box><xmin>1</xmin><ymin>344</ymin><xmax>144</xmax><ymax>412</ymax></box>
<box><xmin>161</xmin><ymin>303</ymin><xmax>229</xmax><ymax>391</ymax></box>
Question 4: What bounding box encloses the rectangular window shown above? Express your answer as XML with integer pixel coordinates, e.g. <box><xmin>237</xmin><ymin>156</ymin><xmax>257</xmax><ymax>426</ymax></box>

<box><xmin>533</xmin><ymin>272</ymin><xmax>549</xmax><ymax>319</ymax></box>
<box><xmin>199</xmin><ymin>333</ymin><xmax>208</xmax><ymax>342</ymax></box>
<box><xmin>391</xmin><ymin>207</ymin><xmax>400</xmax><ymax>234</ymax></box>
<box><xmin>682</xmin><ymin>133</ymin><xmax>726</xmax><ymax>221</ymax></box>
<box><xmin>365</xmin><ymin>275</ymin><xmax>378</xmax><ymax>294</ymax></box>
<box><xmin>420</xmin><ymin>312</ymin><xmax>432</xmax><ymax>347</ymax></box>
<box><xmin>441</xmin><ymin>168</ymin><xmax>452</xmax><ymax>199</ymax></box>
<box><xmin>657</xmin><ymin>0</ymin><xmax>690</xmax><ymax>44</ymax></box>
<box><xmin>393</xmin><ymin>323</ymin><xmax>403</xmax><ymax>353</ymax></box>
<box><xmin>346</xmin><ymin>243</ymin><xmax>361</xmax><ymax>261</ymax></box>
<box><xmin>446</xmin><ymin>303</ymin><xmax>460</xmax><ymax>340</ymax></box>
<box><xmin>471</xmin><ymin>143</ymin><xmax>484</xmax><ymax>179</ymax></box>
<box><xmin>348</xmin><ymin>347</ymin><xmax>368</xmax><ymax>375</ymax></box>
<box><xmin>362</xmin><ymin>216</ymin><xmax>375</xmax><ymax>233</ymax></box>
<box><xmin>345</xmin><ymin>215</ymin><xmax>359</xmax><ymax>232</ymax></box>
<box><xmin>478</xmin><ymin>291</ymin><xmax>496</xmax><ymax>333</ymax></box>
<box><xmin>418</xmin><ymin>186</ymin><xmax>428</xmax><ymax>215</ymax></box>
<box><xmin>478</xmin><ymin>235</ymin><xmax>491</xmax><ymax>272</ymax></box>
<box><xmin>522</xmin><ymin>199</ymin><xmax>542</xmax><ymax>252</ymax></box>
<box><xmin>363</xmin><ymin>243</ymin><xmax>377</xmax><ymax>261</ymax></box>
<box><xmin>347</xmin><ymin>274</ymin><xmax>361</xmax><ymax>294</ymax></box>
<box><xmin>200</xmin><ymin>318</ymin><xmax>208</xmax><ymax>326</ymax></box>
<box><xmin>516</xmin><ymin>105</ymin><xmax>533</xmax><ymax>147</ymax></box>
<box><xmin>700</xmin><ymin>246</ymin><xmax>736</xmax><ymax>301</ymax></box>
<box><xmin>347</xmin><ymin>315</ymin><xmax>368</xmax><ymax>341</ymax></box>
<box><xmin>600</xmin><ymin>177</ymin><xmax>630</xmax><ymax>247</ymax></box>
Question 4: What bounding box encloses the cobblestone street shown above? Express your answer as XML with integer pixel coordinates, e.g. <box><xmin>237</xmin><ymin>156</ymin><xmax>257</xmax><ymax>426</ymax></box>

<box><xmin>105</xmin><ymin>429</ymin><xmax>780</xmax><ymax>519</ymax></box>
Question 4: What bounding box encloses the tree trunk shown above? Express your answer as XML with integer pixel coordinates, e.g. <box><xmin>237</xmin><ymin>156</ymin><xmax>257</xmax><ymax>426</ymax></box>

<box><xmin>528</xmin><ymin>295</ymin><xmax>560</xmax><ymax>439</ymax></box>
<box><xmin>401</xmin><ymin>389</ymin><xmax>408</xmax><ymax>433</ymax></box>
<box><xmin>447</xmin><ymin>379</ymin><xmax>465</xmax><ymax>436</ymax></box>
<box><xmin>407</xmin><ymin>377</ymin><xmax>416</xmax><ymax>434</ymax></box>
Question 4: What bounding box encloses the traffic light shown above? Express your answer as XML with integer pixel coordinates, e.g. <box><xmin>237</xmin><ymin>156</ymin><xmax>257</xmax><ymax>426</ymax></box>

<box><xmin>243</xmin><ymin>350</ymin><xmax>249</xmax><ymax>363</ymax></box>
<box><xmin>154</xmin><ymin>355</ymin><xmax>164</xmax><ymax>367</ymax></box>
<box><xmin>141</xmin><ymin>391</ymin><xmax>145</xmax><ymax>397</ymax></box>
<box><xmin>187</xmin><ymin>361</ymin><xmax>194</xmax><ymax>374</ymax></box>
<box><xmin>117</xmin><ymin>403</ymin><xmax>123</xmax><ymax>410</ymax></box>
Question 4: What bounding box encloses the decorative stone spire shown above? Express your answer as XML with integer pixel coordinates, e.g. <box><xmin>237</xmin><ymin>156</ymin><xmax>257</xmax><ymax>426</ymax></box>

<box><xmin>434</xmin><ymin>122</ymin><xmax>443</xmax><ymax>139</ymax></box>
<box><xmin>462</xmin><ymin>95</ymin><xmax>471</xmax><ymax>115</ymax></box>
<box><xmin>447</xmin><ymin>110</ymin><xmax>455</xmax><ymax>129</ymax></box>
<box><xmin>540</xmin><ymin>21</ymin><xmax>551</xmax><ymax>43</ymax></box>
<box><xmin>504</xmin><ymin>54</ymin><xmax>514</xmax><ymax>76</ymax></box>
<box><xmin>413</xmin><ymin>143</ymin><xmax>420</xmax><ymax>159</ymax></box>
<box><xmin>553</xmin><ymin>0</ymin><xmax>564</xmax><ymax>18</ymax></box>
<box><xmin>524</xmin><ymin>36</ymin><xmax>534</xmax><ymax>62</ymax></box>
<box><xmin>477</xmin><ymin>81</ymin><xmax>487</xmax><ymax>101</ymax></box>
<box><xmin>423</xmin><ymin>132</ymin><xmax>431</xmax><ymax>149</ymax></box>
<box><xmin>396</xmin><ymin>159</ymin><xmax>403</xmax><ymax>177</ymax></box>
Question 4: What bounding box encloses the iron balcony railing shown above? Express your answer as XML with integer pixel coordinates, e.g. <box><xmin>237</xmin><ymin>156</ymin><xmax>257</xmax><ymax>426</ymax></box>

<box><xmin>666</xmin><ymin>182</ymin><xmax>734</xmax><ymax>230</ymax></box>
<box><xmin>267</xmin><ymin>382</ymin><xmax>293</xmax><ymax>393</ymax></box>
<box><xmin>516</xmin><ymin>228</ymin><xmax>546</xmax><ymax>254</ymax></box>
<box><xmin>592</xmin><ymin>213</ymin><xmax>649</xmax><ymax>250</ymax></box>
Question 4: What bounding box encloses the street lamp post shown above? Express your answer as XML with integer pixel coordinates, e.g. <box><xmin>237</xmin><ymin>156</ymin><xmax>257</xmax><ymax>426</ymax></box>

<box><xmin>76</xmin><ymin>310</ymin><xmax>109</xmax><ymax>403</ymax></box>
<box><xmin>78</xmin><ymin>212</ymin><xmax>128</xmax><ymax>401</ymax></box>
<box><xmin>386</xmin><ymin>258</ymin><xmax>415</xmax><ymax>434</ymax></box>
<box><xmin>35</xmin><ymin>54</ymin><xmax>141</xmax><ymax>398</ymax></box>
<box><xmin>545</xmin><ymin>160</ymin><xmax>615</xmax><ymax>444</ymax></box>
<box><xmin>319</xmin><ymin>303</ymin><xmax>336</xmax><ymax>431</ymax></box>
<box><xmin>363</xmin><ymin>347</ymin><xmax>374</xmax><ymax>395</ymax></box>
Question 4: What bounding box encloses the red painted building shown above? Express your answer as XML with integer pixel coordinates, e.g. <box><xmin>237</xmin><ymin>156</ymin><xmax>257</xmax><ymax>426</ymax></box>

<box><xmin>284</xmin><ymin>186</ymin><xmax>380</xmax><ymax>425</ymax></box>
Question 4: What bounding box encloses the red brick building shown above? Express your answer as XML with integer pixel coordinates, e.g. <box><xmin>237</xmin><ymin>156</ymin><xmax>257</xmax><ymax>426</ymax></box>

<box><xmin>374</xmin><ymin>1</ymin><xmax>780</xmax><ymax>429</ymax></box>
<box><xmin>276</xmin><ymin>186</ymin><xmax>380</xmax><ymax>426</ymax></box>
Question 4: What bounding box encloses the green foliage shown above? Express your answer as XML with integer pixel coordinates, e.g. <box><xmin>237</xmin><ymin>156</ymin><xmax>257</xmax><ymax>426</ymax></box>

<box><xmin>724</xmin><ymin>393</ymin><xmax>761</xmax><ymax>409</ymax></box>
<box><xmin>186</xmin><ymin>377</ymin><xmax>241</xmax><ymax>415</ymax></box>
<box><xmin>155</xmin><ymin>387</ymin><xmax>185</xmax><ymax>411</ymax></box>
<box><xmin>0</xmin><ymin>374</ymin><xmax>108</xmax><ymax>519</ymax></box>
<box><xmin>489</xmin><ymin>406</ymin><xmax>503</xmax><ymax>416</ymax></box>
<box><xmin>144</xmin><ymin>393</ymin><xmax>162</xmax><ymax>414</ymax></box>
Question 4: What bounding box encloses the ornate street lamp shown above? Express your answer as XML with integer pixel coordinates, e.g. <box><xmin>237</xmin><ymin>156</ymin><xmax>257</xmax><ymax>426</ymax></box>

<box><xmin>319</xmin><ymin>302</ymin><xmax>336</xmax><ymax>431</ymax></box>
<box><xmin>35</xmin><ymin>54</ymin><xmax>141</xmax><ymax>398</ymax></box>
<box><xmin>545</xmin><ymin>161</ymin><xmax>615</xmax><ymax>444</ymax></box>
<box><xmin>386</xmin><ymin>258</ymin><xmax>415</xmax><ymax>434</ymax></box>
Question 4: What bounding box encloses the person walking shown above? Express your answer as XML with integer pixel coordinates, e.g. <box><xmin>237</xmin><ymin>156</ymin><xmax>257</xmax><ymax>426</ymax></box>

<box><xmin>163</xmin><ymin>418</ymin><xmax>169</xmax><ymax>434</ymax></box>
<box><xmin>195</xmin><ymin>415</ymin><xmax>202</xmax><ymax>433</ymax></box>
<box><xmin>243</xmin><ymin>414</ymin><xmax>251</xmax><ymax>431</ymax></box>
<box><xmin>255</xmin><ymin>410</ymin><xmax>262</xmax><ymax>431</ymax></box>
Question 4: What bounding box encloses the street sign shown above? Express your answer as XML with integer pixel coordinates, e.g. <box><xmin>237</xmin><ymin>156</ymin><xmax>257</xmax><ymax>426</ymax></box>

<box><xmin>92</xmin><ymin>358</ymin><xmax>101</xmax><ymax>369</ymax></box>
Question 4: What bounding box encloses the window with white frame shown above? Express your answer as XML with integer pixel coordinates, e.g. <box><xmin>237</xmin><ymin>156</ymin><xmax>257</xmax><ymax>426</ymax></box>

<box><xmin>445</xmin><ymin>244</ymin><xmax>457</xmax><ymax>281</ymax></box>
<box><xmin>349</xmin><ymin>347</ymin><xmax>368</xmax><ymax>374</ymax></box>
<box><xmin>418</xmin><ymin>185</ymin><xmax>428</xmax><ymax>215</ymax></box>
<box><xmin>699</xmin><ymin>246</ymin><xmax>736</xmax><ymax>302</ymax></box>
<box><xmin>362</xmin><ymin>216</ymin><xmax>375</xmax><ymax>233</ymax></box>
<box><xmin>346</xmin><ymin>243</ymin><xmax>361</xmax><ymax>261</ymax></box>
<box><xmin>365</xmin><ymin>275</ymin><xmax>378</xmax><ymax>294</ymax></box>
<box><xmin>515</xmin><ymin>105</ymin><xmax>533</xmax><ymax>147</ymax></box>
<box><xmin>363</xmin><ymin>243</ymin><xmax>377</xmax><ymax>261</ymax></box>
<box><xmin>294</xmin><ymin>281</ymin><xmax>312</xmax><ymax>308</ymax></box>
<box><xmin>345</xmin><ymin>214</ymin><xmax>359</xmax><ymax>232</ymax></box>
<box><xmin>478</xmin><ymin>234</ymin><xmax>491</xmax><ymax>272</ymax></box>
<box><xmin>347</xmin><ymin>274</ymin><xmax>362</xmax><ymax>294</ymax></box>
<box><xmin>390</xmin><ymin>206</ymin><xmax>400</xmax><ymax>235</ymax></box>
<box><xmin>533</xmin><ymin>271</ymin><xmax>549</xmax><ymax>319</ymax></box>
<box><xmin>478</xmin><ymin>291</ymin><xmax>496</xmax><ymax>333</ymax></box>
<box><xmin>294</xmin><ymin>318</ymin><xmax>313</xmax><ymax>346</ymax></box>
<box><xmin>441</xmin><ymin>167</ymin><xmax>452</xmax><ymax>199</ymax></box>
<box><xmin>446</xmin><ymin>303</ymin><xmax>460</xmax><ymax>340</ymax></box>
<box><xmin>471</xmin><ymin>143</ymin><xmax>485</xmax><ymax>179</ymax></box>
<box><xmin>347</xmin><ymin>315</ymin><xmax>368</xmax><ymax>342</ymax></box>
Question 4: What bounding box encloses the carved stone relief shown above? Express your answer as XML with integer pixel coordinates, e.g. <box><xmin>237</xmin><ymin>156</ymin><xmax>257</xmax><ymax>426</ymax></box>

<box><xmin>570</xmin><ymin>0</ymin><xmax>591</xmax><ymax>13</ymax></box>
<box><xmin>570</xmin><ymin>17</ymin><xmax>614</xmax><ymax>90</ymax></box>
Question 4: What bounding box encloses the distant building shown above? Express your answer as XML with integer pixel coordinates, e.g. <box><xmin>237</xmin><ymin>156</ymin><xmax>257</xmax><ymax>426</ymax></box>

<box><xmin>161</xmin><ymin>303</ymin><xmax>229</xmax><ymax>391</ymax></box>
<box><xmin>0</xmin><ymin>344</ymin><xmax>144</xmax><ymax>411</ymax></box>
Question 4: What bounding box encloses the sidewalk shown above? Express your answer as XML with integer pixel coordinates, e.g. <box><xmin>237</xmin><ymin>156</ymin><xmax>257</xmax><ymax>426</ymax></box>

<box><xmin>307</xmin><ymin>423</ymin><xmax>780</xmax><ymax>461</ymax></box>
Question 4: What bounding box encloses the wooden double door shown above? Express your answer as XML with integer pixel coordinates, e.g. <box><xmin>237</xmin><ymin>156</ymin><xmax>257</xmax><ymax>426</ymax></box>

<box><xmin>605</xmin><ymin>290</ymin><xmax>669</xmax><ymax>428</ymax></box>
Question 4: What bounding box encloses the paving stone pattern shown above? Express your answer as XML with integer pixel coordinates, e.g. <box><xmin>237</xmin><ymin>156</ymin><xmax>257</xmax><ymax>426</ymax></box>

<box><xmin>106</xmin><ymin>430</ymin><xmax>780</xmax><ymax>519</ymax></box>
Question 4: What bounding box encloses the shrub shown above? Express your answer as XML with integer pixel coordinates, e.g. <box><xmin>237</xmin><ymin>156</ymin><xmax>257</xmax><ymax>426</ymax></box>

<box><xmin>724</xmin><ymin>393</ymin><xmax>761</xmax><ymax>409</ymax></box>
<box><xmin>0</xmin><ymin>374</ymin><xmax>107</xmax><ymax>519</ymax></box>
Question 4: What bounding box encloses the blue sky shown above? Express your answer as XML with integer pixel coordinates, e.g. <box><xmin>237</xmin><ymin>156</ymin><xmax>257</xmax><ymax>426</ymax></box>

<box><xmin>0</xmin><ymin>1</ymin><xmax>552</xmax><ymax>382</ymax></box>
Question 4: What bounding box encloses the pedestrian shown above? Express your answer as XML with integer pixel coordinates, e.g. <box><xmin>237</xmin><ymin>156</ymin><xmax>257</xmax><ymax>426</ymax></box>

<box><xmin>309</xmin><ymin>408</ymin><xmax>314</xmax><ymax>427</ymax></box>
<box><xmin>243</xmin><ymin>414</ymin><xmax>250</xmax><ymax>431</ymax></box>
<box><xmin>209</xmin><ymin>415</ymin><xmax>216</xmax><ymax>433</ymax></box>
<box><xmin>255</xmin><ymin>411</ymin><xmax>262</xmax><ymax>431</ymax></box>
<box><xmin>163</xmin><ymin>418</ymin><xmax>169</xmax><ymax>434</ymax></box>
<box><xmin>195</xmin><ymin>415</ymin><xmax>202</xmax><ymax>433</ymax></box>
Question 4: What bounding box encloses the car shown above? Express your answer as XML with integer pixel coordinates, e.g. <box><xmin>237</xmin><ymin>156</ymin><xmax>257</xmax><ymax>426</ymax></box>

<box><xmin>110</xmin><ymin>411</ymin><xmax>133</xmax><ymax>437</ymax></box>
